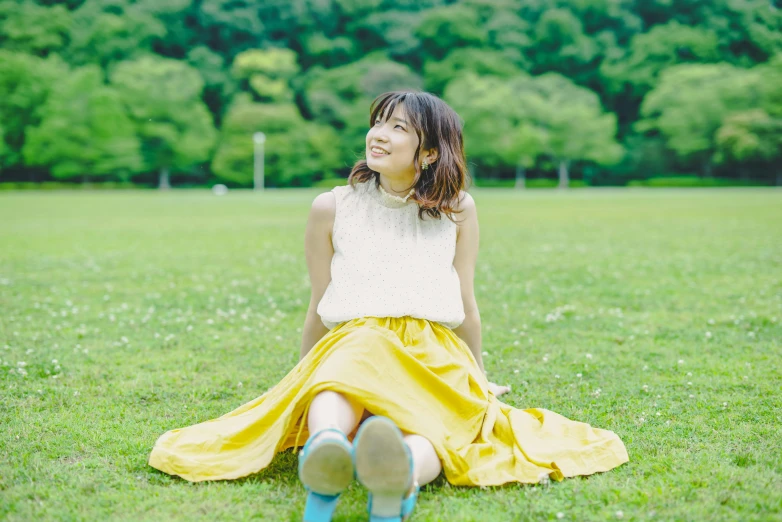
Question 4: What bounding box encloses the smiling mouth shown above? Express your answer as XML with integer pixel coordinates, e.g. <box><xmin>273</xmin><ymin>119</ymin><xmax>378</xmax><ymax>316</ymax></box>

<box><xmin>370</xmin><ymin>146</ymin><xmax>389</xmax><ymax>155</ymax></box>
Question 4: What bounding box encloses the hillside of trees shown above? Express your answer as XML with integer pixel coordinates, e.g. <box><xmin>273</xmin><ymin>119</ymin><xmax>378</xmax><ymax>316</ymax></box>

<box><xmin>1</xmin><ymin>0</ymin><xmax>781</xmax><ymax>188</ymax></box>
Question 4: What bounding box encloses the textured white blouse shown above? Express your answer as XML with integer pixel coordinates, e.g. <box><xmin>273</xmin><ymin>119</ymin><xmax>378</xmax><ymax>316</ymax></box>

<box><xmin>317</xmin><ymin>179</ymin><xmax>466</xmax><ymax>330</ymax></box>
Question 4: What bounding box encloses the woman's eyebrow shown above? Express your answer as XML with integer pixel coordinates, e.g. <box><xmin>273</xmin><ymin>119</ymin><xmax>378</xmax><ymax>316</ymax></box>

<box><xmin>392</xmin><ymin>117</ymin><xmax>409</xmax><ymax>125</ymax></box>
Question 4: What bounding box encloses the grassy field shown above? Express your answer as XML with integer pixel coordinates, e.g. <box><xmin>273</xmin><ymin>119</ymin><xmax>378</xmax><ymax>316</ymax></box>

<box><xmin>1</xmin><ymin>187</ymin><xmax>780</xmax><ymax>521</ymax></box>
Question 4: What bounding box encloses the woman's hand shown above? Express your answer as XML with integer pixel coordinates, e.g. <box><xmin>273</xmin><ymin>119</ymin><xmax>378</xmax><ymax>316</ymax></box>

<box><xmin>488</xmin><ymin>381</ymin><xmax>511</xmax><ymax>397</ymax></box>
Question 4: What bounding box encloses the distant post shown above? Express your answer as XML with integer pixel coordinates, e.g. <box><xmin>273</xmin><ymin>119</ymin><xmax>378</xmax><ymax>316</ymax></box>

<box><xmin>253</xmin><ymin>132</ymin><xmax>266</xmax><ymax>191</ymax></box>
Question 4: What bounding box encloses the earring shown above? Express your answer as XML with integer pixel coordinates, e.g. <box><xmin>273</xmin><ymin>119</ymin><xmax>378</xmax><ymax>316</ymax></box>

<box><xmin>421</xmin><ymin>160</ymin><xmax>429</xmax><ymax>171</ymax></box>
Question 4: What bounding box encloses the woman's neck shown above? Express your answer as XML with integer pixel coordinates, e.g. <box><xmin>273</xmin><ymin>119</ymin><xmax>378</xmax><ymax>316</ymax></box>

<box><xmin>378</xmin><ymin>174</ymin><xmax>415</xmax><ymax>198</ymax></box>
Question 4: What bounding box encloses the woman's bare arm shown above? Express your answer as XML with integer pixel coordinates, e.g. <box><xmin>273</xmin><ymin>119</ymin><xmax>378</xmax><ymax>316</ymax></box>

<box><xmin>299</xmin><ymin>191</ymin><xmax>335</xmax><ymax>361</ymax></box>
<box><xmin>452</xmin><ymin>192</ymin><xmax>511</xmax><ymax>396</ymax></box>
<box><xmin>452</xmin><ymin>192</ymin><xmax>484</xmax><ymax>373</ymax></box>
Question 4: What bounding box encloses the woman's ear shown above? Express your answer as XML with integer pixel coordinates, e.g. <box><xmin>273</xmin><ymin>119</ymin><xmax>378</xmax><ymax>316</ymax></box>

<box><xmin>424</xmin><ymin>148</ymin><xmax>439</xmax><ymax>166</ymax></box>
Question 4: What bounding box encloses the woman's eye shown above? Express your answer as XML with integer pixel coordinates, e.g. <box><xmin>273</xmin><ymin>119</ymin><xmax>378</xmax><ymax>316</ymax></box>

<box><xmin>395</xmin><ymin>125</ymin><xmax>405</xmax><ymax>130</ymax></box>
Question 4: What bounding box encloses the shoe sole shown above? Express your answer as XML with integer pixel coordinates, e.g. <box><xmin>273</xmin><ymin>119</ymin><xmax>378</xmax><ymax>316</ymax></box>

<box><xmin>354</xmin><ymin>418</ymin><xmax>412</xmax><ymax>518</ymax></box>
<box><xmin>299</xmin><ymin>439</ymin><xmax>354</xmax><ymax>496</ymax></box>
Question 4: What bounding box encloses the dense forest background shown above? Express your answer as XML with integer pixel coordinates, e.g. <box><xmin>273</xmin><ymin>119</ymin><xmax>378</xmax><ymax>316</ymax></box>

<box><xmin>1</xmin><ymin>0</ymin><xmax>781</xmax><ymax>188</ymax></box>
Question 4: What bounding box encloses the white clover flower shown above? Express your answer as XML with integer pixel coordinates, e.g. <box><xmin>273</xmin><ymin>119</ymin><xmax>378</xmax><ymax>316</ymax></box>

<box><xmin>513</xmin><ymin>369</ymin><xmax>520</xmax><ymax>374</ymax></box>
<box><xmin>687</xmin><ymin>372</ymin><xmax>692</xmax><ymax>376</ymax></box>
<box><xmin>586</xmin><ymin>353</ymin><xmax>592</xmax><ymax>359</ymax></box>
<box><xmin>678</xmin><ymin>359</ymin><xmax>684</xmax><ymax>364</ymax></box>
<box><xmin>577</xmin><ymin>373</ymin><xmax>582</xmax><ymax>378</ymax></box>
<box><xmin>616</xmin><ymin>511</ymin><xmax>624</xmax><ymax>519</ymax></box>
<box><xmin>705</xmin><ymin>332</ymin><xmax>712</xmax><ymax>338</ymax></box>
<box><xmin>557</xmin><ymin>513</ymin><xmax>564</xmax><ymax>519</ymax></box>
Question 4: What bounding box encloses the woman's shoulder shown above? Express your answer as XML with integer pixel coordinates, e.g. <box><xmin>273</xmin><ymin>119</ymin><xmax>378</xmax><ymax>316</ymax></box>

<box><xmin>310</xmin><ymin>190</ymin><xmax>336</xmax><ymax>222</ymax></box>
<box><xmin>455</xmin><ymin>190</ymin><xmax>475</xmax><ymax>212</ymax></box>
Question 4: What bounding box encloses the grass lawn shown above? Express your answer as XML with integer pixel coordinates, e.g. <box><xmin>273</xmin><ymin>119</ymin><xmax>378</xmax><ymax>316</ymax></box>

<box><xmin>1</xmin><ymin>187</ymin><xmax>780</xmax><ymax>521</ymax></box>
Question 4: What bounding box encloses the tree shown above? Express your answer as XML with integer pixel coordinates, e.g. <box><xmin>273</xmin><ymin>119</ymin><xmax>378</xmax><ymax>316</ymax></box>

<box><xmin>522</xmin><ymin>73</ymin><xmax>623</xmax><ymax>188</ymax></box>
<box><xmin>424</xmin><ymin>48</ymin><xmax>524</xmax><ymax>94</ymax></box>
<box><xmin>527</xmin><ymin>8</ymin><xmax>599</xmax><ymax>79</ymax></box>
<box><xmin>714</xmin><ymin>56</ymin><xmax>782</xmax><ymax>184</ymax></box>
<box><xmin>23</xmin><ymin>66</ymin><xmax>142</xmax><ymax>181</ymax></box>
<box><xmin>211</xmin><ymin>93</ymin><xmax>342</xmax><ymax>187</ymax></box>
<box><xmin>444</xmin><ymin>73</ymin><xmax>544</xmax><ymax>182</ymax></box>
<box><xmin>110</xmin><ymin>55</ymin><xmax>217</xmax><ymax>188</ymax></box>
<box><xmin>445</xmin><ymin>72</ymin><xmax>621</xmax><ymax>187</ymax></box>
<box><xmin>186</xmin><ymin>45</ymin><xmax>236</xmax><ymax>125</ymax></box>
<box><xmin>415</xmin><ymin>5</ymin><xmax>489</xmax><ymax>61</ymax></box>
<box><xmin>65</xmin><ymin>0</ymin><xmax>166</xmax><ymax>69</ymax></box>
<box><xmin>638</xmin><ymin>63</ymin><xmax>764</xmax><ymax>176</ymax></box>
<box><xmin>0</xmin><ymin>51</ymin><xmax>68</xmax><ymax>176</ymax></box>
<box><xmin>231</xmin><ymin>47</ymin><xmax>300</xmax><ymax>102</ymax></box>
<box><xmin>601</xmin><ymin>22</ymin><xmax>722</xmax><ymax>101</ymax></box>
<box><xmin>198</xmin><ymin>0</ymin><xmax>264</xmax><ymax>59</ymax></box>
<box><xmin>0</xmin><ymin>0</ymin><xmax>71</xmax><ymax>56</ymax></box>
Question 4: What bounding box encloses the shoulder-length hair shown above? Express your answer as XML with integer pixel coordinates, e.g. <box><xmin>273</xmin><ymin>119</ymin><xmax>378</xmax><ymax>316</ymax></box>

<box><xmin>347</xmin><ymin>90</ymin><xmax>471</xmax><ymax>224</ymax></box>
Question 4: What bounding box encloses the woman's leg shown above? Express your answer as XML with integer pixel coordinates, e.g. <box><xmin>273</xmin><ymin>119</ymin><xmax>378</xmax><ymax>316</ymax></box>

<box><xmin>403</xmin><ymin>434</ymin><xmax>442</xmax><ymax>487</ymax></box>
<box><xmin>307</xmin><ymin>390</ymin><xmax>364</xmax><ymax>438</ymax></box>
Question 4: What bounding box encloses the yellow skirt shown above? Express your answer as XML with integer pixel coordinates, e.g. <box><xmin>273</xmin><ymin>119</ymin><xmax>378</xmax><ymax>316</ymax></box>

<box><xmin>148</xmin><ymin>316</ymin><xmax>629</xmax><ymax>484</ymax></box>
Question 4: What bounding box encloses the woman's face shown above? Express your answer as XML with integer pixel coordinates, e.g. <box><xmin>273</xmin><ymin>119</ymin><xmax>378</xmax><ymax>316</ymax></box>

<box><xmin>365</xmin><ymin>104</ymin><xmax>423</xmax><ymax>179</ymax></box>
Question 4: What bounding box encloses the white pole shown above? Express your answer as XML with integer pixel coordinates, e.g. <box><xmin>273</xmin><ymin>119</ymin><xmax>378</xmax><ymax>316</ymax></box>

<box><xmin>253</xmin><ymin>132</ymin><xmax>266</xmax><ymax>192</ymax></box>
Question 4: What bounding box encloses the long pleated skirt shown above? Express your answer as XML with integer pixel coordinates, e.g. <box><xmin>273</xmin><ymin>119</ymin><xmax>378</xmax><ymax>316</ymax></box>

<box><xmin>148</xmin><ymin>316</ymin><xmax>629</xmax><ymax>484</ymax></box>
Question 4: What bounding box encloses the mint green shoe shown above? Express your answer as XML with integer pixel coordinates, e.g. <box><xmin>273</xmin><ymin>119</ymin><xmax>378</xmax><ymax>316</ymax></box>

<box><xmin>298</xmin><ymin>428</ymin><xmax>354</xmax><ymax>522</ymax></box>
<box><xmin>353</xmin><ymin>416</ymin><xmax>420</xmax><ymax>521</ymax></box>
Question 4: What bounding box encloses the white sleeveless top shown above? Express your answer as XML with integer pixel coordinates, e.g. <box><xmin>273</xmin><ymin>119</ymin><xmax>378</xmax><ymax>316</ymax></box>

<box><xmin>317</xmin><ymin>179</ymin><xmax>465</xmax><ymax>330</ymax></box>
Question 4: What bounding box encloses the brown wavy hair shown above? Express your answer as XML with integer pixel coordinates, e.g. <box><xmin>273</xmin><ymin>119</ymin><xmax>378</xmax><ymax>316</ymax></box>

<box><xmin>347</xmin><ymin>90</ymin><xmax>472</xmax><ymax>224</ymax></box>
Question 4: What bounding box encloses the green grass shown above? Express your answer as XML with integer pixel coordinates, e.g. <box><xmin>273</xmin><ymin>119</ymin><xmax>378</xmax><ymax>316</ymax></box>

<box><xmin>1</xmin><ymin>187</ymin><xmax>780</xmax><ymax>521</ymax></box>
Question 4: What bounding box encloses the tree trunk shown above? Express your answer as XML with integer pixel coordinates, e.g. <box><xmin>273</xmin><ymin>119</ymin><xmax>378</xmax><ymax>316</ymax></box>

<box><xmin>703</xmin><ymin>160</ymin><xmax>713</xmax><ymax>179</ymax></box>
<box><xmin>776</xmin><ymin>169</ymin><xmax>782</xmax><ymax>187</ymax></box>
<box><xmin>514</xmin><ymin>160</ymin><xmax>526</xmax><ymax>190</ymax></box>
<box><xmin>557</xmin><ymin>159</ymin><xmax>569</xmax><ymax>189</ymax></box>
<box><xmin>158</xmin><ymin>167</ymin><xmax>171</xmax><ymax>190</ymax></box>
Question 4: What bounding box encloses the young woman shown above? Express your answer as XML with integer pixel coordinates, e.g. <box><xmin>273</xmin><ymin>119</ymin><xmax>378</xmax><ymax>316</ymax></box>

<box><xmin>149</xmin><ymin>91</ymin><xmax>628</xmax><ymax>522</ymax></box>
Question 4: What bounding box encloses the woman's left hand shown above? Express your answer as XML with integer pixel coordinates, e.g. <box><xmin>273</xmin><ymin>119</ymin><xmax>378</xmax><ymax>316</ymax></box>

<box><xmin>488</xmin><ymin>381</ymin><xmax>511</xmax><ymax>397</ymax></box>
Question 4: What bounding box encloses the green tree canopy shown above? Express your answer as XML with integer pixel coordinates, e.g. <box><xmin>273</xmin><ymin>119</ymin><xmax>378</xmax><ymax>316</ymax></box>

<box><xmin>231</xmin><ymin>47</ymin><xmax>300</xmax><ymax>102</ymax></box>
<box><xmin>23</xmin><ymin>65</ymin><xmax>142</xmax><ymax>181</ymax></box>
<box><xmin>639</xmin><ymin>63</ymin><xmax>764</xmax><ymax>175</ymax></box>
<box><xmin>0</xmin><ymin>0</ymin><xmax>71</xmax><ymax>56</ymax></box>
<box><xmin>110</xmin><ymin>55</ymin><xmax>217</xmax><ymax>188</ymax></box>
<box><xmin>66</xmin><ymin>0</ymin><xmax>166</xmax><ymax>69</ymax></box>
<box><xmin>0</xmin><ymin>50</ymin><xmax>67</xmax><ymax>174</ymax></box>
<box><xmin>446</xmin><ymin>72</ymin><xmax>622</xmax><ymax>187</ymax></box>
<box><xmin>211</xmin><ymin>93</ymin><xmax>342</xmax><ymax>187</ymax></box>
